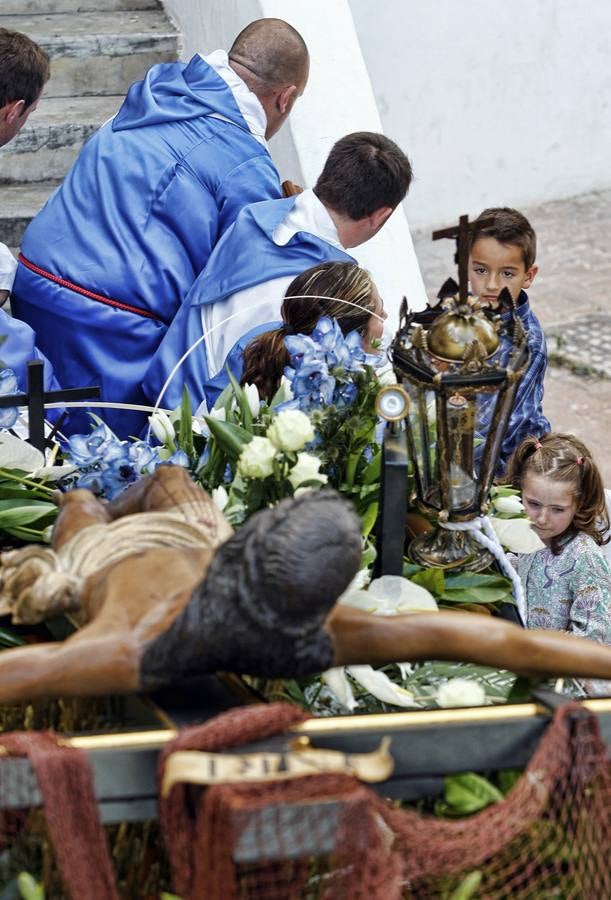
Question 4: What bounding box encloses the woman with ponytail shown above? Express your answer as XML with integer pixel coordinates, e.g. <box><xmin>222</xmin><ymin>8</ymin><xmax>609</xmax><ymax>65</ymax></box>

<box><xmin>240</xmin><ymin>261</ymin><xmax>386</xmax><ymax>400</ymax></box>
<box><xmin>506</xmin><ymin>432</ymin><xmax>611</xmax><ymax>694</ymax></box>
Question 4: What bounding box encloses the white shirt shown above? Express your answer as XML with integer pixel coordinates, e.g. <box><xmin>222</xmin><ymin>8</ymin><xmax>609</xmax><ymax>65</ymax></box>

<box><xmin>201</xmin><ymin>190</ymin><xmax>343</xmax><ymax>378</ymax></box>
<box><xmin>200</xmin><ymin>50</ymin><xmax>268</xmax><ymax>148</ymax></box>
<box><xmin>0</xmin><ymin>244</ymin><xmax>17</xmax><ymax>293</ymax></box>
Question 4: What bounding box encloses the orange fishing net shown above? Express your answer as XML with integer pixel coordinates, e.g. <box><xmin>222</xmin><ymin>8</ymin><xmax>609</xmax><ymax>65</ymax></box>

<box><xmin>159</xmin><ymin>701</ymin><xmax>611</xmax><ymax>900</ymax></box>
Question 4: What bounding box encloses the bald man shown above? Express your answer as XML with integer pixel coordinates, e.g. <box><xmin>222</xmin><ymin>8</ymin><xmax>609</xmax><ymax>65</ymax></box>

<box><xmin>12</xmin><ymin>19</ymin><xmax>309</xmax><ymax>437</ymax></box>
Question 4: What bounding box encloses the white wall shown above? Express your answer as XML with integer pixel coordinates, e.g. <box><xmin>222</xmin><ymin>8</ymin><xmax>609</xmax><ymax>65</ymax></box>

<box><xmin>350</xmin><ymin>0</ymin><xmax>611</xmax><ymax>227</ymax></box>
<box><xmin>161</xmin><ymin>0</ymin><xmax>428</xmax><ymax>321</ymax></box>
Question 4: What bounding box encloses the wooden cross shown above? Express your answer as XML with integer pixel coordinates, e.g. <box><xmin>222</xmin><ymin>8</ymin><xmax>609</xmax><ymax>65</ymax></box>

<box><xmin>432</xmin><ymin>214</ymin><xmax>494</xmax><ymax>303</ymax></box>
<box><xmin>0</xmin><ymin>360</ymin><xmax>100</xmax><ymax>453</ymax></box>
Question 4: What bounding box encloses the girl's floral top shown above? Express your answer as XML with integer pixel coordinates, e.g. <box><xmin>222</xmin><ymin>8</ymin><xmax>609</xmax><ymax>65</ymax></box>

<box><xmin>516</xmin><ymin>531</ymin><xmax>611</xmax><ymax>696</ymax></box>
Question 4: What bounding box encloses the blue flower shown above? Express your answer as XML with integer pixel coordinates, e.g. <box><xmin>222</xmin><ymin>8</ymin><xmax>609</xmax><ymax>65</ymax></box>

<box><xmin>166</xmin><ymin>449</ymin><xmax>190</xmax><ymax>468</ymax></box>
<box><xmin>0</xmin><ymin>368</ymin><xmax>18</xmax><ymax>430</ymax></box>
<box><xmin>285</xmin><ymin>333</ymin><xmax>319</xmax><ymax>368</ymax></box>
<box><xmin>292</xmin><ymin>363</ymin><xmax>335</xmax><ymax>408</ymax></box>
<box><xmin>67</xmin><ymin>422</ymin><xmax>122</xmax><ymax>467</ymax></box>
<box><xmin>128</xmin><ymin>440</ymin><xmax>160</xmax><ymax>474</ymax></box>
<box><xmin>333</xmin><ymin>381</ymin><xmax>358</xmax><ymax>408</ymax></box>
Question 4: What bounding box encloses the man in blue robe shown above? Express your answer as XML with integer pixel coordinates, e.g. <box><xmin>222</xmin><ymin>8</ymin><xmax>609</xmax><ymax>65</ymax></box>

<box><xmin>143</xmin><ymin>132</ymin><xmax>414</xmax><ymax>417</ymax></box>
<box><xmin>0</xmin><ymin>27</ymin><xmax>57</xmax><ymax>396</ymax></box>
<box><xmin>11</xmin><ymin>19</ymin><xmax>309</xmax><ymax>435</ymax></box>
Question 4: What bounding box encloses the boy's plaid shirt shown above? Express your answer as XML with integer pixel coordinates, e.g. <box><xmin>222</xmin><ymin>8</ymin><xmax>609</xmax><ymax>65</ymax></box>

<box><xmin>478</xmin><ymin>291</ymin><xmax>550</xmax><ymax>477</ymax></box>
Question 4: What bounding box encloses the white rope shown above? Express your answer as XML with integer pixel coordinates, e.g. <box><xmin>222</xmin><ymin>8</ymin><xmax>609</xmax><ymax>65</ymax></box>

<box><xmin>440</xmin><ymin>516</ymin><xmax>526</xmax><ymax>625</ymax></box>
<box><xmin>148</xmin><ymin>292</ymin><xmax>387</xmax><ymax>439</ymax></box>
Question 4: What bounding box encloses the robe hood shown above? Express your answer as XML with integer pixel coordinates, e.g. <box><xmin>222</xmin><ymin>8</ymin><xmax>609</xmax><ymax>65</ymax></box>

<box><xmin>112</xmin><ymin>53</ymin><xmax>249</xmax><ymax>133</ymax></box>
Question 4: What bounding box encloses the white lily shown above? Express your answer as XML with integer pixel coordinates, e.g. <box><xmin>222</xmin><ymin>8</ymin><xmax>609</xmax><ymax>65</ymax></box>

<box><xmin>322</xmin><ymin>667</ymin><xmax>356</xmax><ymax>711</ymax></box>
<box><xmin>243</xmin><ymin>382</ymin><xmax>260</xmax><ymax>419</ymax></box>
<box><xmin>209</xmin><ymin>406</ymin><xmax>227</xmax><ymax>422</ymax></box>
<box><xmin>211</xmin><ymin>485</ymin><xmax>229</xmax><ymax>512</ymax></box>
<box><xmin>437</xmin><ymin>678</ymin><xmax>486</xmax><ymax>708</ymax></box>
<box><xmin>148</xmin><ymin>410</ymin><xmax>175</xmax><ymax>446</ymax></box>
<box><xmin>492</xmin><ymin>494</ymin><xmax>524</xmax><ymax>515</ymax></box>
<box><xmin>347</xmin><ymin>666</ymin><xmax>416</xmax><ymax>707</ymax></box>
<box><xmin>340</xmin><ymin>575</ymin><xmax>438</xmax><ymax>615</ymax></box>
<box><xmin>0</xmin><ymin>433</ymin><xmax>44</xmax><ymax>471</ymax></box>
<box><xmin>489</xmin><ymin>516</ymin><xmax>544</xmax><ymax>553</ymax></box>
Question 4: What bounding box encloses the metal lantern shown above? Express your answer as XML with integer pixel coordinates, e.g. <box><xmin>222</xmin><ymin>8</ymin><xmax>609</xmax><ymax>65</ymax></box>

<box><xmin>389</xmin><ymin>289</ymin><xmax>530</xmax><ymax>571</ymax></box>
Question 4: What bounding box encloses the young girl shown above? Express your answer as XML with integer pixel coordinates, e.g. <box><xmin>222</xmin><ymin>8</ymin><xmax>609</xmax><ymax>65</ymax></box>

<box><xmin>240</xmin><ymin>261</ymin><xmax>387</xmax><ymax>400</ymax></box>
<box><xmin>507</xmin><ymin>432</ymin><xmax>611</xmax><ymax>695</ymax></box>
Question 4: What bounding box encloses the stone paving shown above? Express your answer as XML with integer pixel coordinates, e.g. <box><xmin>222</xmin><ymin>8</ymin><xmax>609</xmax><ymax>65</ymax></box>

<box><xmin>412</xmin><ymin>189</ymin><xmax>611</xmax><ymax>481</ymax></box>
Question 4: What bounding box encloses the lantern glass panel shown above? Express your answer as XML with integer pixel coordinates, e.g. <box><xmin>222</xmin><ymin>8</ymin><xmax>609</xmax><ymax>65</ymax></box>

<box><xmin>445</xmin><ymin>389</ymin><xmax>477</xmax><ymax>510</ymax></box>
<box><xmin>404</xmin><ymin>381</ymin><xmax>437</xmax><ymax>502</ymax></box>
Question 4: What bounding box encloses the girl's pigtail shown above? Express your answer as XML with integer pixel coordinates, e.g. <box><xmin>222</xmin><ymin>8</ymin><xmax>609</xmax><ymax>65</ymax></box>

<box><xmin>241</xmin><ymin>327</ymin><xmax>289</xmax><ymax>401</ymax></box>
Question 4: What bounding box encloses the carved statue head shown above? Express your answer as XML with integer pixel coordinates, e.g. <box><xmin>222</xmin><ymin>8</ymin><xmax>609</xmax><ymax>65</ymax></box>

<box><xmin>140</xmin><ymin>490</ymin><xmax>363</xmax><ymax>688</ymax></box>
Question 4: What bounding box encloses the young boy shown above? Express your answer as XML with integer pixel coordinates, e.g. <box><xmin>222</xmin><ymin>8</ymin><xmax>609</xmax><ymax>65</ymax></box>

<box><xmin>468</xmin><ymin>207</ymin><xmax>550</xmax><ymax>475</ymax></box>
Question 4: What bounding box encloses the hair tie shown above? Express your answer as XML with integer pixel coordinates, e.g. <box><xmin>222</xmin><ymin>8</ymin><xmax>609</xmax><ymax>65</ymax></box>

<box><xmin>576</xmin><ymin>456</ymin><xmax>584</xmax><ymax>466</ymax></box>
<box><xmin>534</xmin><ymin>441</ymin><xmax>542</xmax><ymax>450</ymax></box>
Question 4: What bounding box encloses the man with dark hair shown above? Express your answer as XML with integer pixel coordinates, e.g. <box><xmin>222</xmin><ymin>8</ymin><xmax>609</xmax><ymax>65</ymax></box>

<box><xmin>0</xmin><ymin>28</ymin><xmax>55</xmax><ymax>395</ymax></box>
<box><xmin>0</xmin><ymin>27</ymin><xmax>49</xmax><ymax>149</ymax></box>
<box><xmin>11</xmin><ymin>19</ymin><xmax>309</xmax><ymax>436</ymax></box>
<box><xmin>143</xmin><ymin>132</ymin><xmax>413</xmax><ymax>420</ymax></box>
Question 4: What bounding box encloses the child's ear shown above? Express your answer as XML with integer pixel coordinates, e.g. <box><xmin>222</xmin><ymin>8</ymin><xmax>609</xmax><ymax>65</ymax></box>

<box><xmin>523</xmin><ymin>264</ymin><xmax>538</xmax><ymax>290</ymax></box>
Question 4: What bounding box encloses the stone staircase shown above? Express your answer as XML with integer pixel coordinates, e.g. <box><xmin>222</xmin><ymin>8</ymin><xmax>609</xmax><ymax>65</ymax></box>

<box><xmin>0</xmin><ymin>0</ymin><xmax>179</xmax><ymax>252</ymax></box>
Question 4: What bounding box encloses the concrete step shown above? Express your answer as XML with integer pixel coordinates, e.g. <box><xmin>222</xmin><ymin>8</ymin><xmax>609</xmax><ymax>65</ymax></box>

<box><xmin>0</xmin><ymin>182</ymin><xmax>59</xmax><ymax>248</ymax></box>
<box><xmin>0</xmin><ymin>95</ymin><xmax>122</xmax><ymax>183</ymax></box>
<box><xmin>1</xmin><ymin>0</ymin><xmax>159</xmax><ymax>12</ymax></box>
<box><xmin>0</xmin><ymin>11</ymin><xmax>179</xmax><ymax>97</ymax></box>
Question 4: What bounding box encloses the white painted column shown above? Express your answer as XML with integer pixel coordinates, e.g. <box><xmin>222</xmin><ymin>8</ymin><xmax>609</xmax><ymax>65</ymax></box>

<box><xmin>162</xmin><ymin>0</ymin><xmax>429</xmax><ymax>324</ymax></box>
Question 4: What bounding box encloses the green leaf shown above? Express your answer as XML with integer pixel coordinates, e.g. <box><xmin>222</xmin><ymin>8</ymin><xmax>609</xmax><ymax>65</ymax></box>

<box><xmin>444</xmin><ymin>772</ymin><xmax>503</xmax><ymax>814</ymax></box>
<box><xmin>178</xmin><ymin>386</ymin><xmax>194</xmax><ymax>459</ymax></box>
<box><xmin>226</xmin><ymin>367</ymin><xmax>253</xmax><ymax>430</ymax></box>
<box><xmin>0</xmin><ymin>628</ymin><xmax>25</xmax><ymax>648</ymax></box>
<box><xmin>403</xmin><ymin>560</ymin><xmax>425</xmax><ymax>578</ymax></box>
<box><xmin>506</xmin><ymin>676</ymin><xmax>534</xmax><ymax>703</ymax></box>
<box><xmin>497</xmin><ymin>768</ymin><xmax>523</xmax><ymax>795</ymax></box>
<box><xmin>17</xmin><ymin>873</ymin><xmax>44</xmax><ymax>900</ymax></box>
<box><xmin>204</xmin><ymin>417</ymin><xmax>252</xmax><ymax>459</ymax></box>
<box><xmin>448</xmin><ymin>870</ymin><xmax>483</xmax><ymax>900</ymax></box>
<box><xmin>360</xmin><ymin>501</ymin><xmax>378</xmax><ymax>539</ymax></box>
<box><xmin>361</xmin><ymin>450</ymin><xmax>381</xmax><ymax>485</ymax></box>
<box><xmin>444</xmin><ymin>573</ymin><xmax>512</xmax><ymax>590</ymax></box>
<box><xmin>411</xmin><ymin>567</ymin><xmax>445</xmax><ymax>597</ymax></box>
<box><xmin>0</xmin><ymin>500</ymin><xmax>56</xmax><ymax>528</ymax></box>
<box><xmin>441</xmin><ymin>586</ymin><xmax>512</xmax><ymax>605</ymax></box>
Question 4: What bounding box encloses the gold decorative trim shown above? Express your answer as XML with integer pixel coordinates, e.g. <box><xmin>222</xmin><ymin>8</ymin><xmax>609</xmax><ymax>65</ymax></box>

<box><xmin>293</xmin><ymin>703</ymin><xmax>540</xmax><ymax>733</ymax></box>
<box><xmin>58</xmin><ymin>699</ymin><xmax>611</xmax><ymax>750</ymax></box>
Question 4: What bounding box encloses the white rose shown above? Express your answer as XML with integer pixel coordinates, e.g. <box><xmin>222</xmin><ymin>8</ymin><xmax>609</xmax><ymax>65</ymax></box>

<box><xmin>211</xmin><ymin>485</ymin><xmax>229</xmax><ymax>512</ymax></box>
<box><xmin>288</xmin><ymin>452</ymin><xmax>327</xmax><ymax>490</ymax></box>
<box><xmin>237</xmin><ymin>436</ymin><xmax>277</xmax><ymax>479</ymax></box>
<box><xmin>267</xmin><ymin>409</ymin><xmax>314</xmax><ymax>452</ymax></box>
<box><xmin>437</xmin><ymin>678</ymin><xmax>486</xmax><ymax>708</ymax></box>
<box><xmin>492</xmin><ymin>494</ymin><xmax>524</xmax><ymax>515</ymax></box>
<box><xmin>243</xmin><ymin>382</ymin><xmax>261</xmax><ymax>418</ymax></box>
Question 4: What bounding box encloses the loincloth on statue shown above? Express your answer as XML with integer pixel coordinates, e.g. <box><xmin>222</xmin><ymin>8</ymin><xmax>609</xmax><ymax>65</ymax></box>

<box><xmin>0</xmin><ymin>502</ymin><xmax>233</xmax><ymax>625</ymax></box>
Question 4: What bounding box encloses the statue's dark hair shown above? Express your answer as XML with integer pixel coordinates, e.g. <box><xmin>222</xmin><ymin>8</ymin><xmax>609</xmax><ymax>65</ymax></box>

<box><xmin>140</xmin><ymin>490</ymin><xmax>362</xmax><ymax>689</ymax></box>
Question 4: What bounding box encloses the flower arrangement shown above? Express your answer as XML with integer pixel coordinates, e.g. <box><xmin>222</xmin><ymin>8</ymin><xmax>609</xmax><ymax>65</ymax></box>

<box><xmin>0</xmin><ymin>318</ymin><xmax>544</xmax><ymax>713</ymax></box>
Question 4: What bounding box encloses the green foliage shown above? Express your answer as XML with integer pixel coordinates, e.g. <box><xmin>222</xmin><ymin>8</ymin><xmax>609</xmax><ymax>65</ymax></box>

<box><xmin>17</xmin><ymin>874</ymin><xmax>44</xmax><ymax>900</ymax></box>
<box><xmin>447</xmin><ymin>870</ymin><xmax>483</xmax><ymax>900</ymax></box>
<box><xmin>439</xmin><ymin>772</ymin><xmax>503</xmax><ymax>816</ymax></box>
<box><xmin>0</xmin><ymin>470</ymin><xmax>57</xmax><ymax>544</ymax></box>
